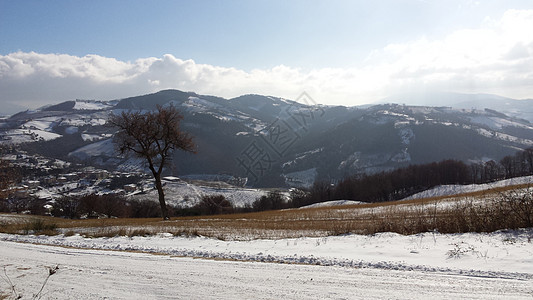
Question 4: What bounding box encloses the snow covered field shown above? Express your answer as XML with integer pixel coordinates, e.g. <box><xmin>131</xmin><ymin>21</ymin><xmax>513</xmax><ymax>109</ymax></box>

<box><xmin>130</xmin><ymin>180</ymin><xmax>267</xmax><ymax>208</ymax></box>
<box><xmin>1</xmin><ymin>229</ymin><xmax>532</xmax><ymax>299</ymax></box>
<box><xmin>2</xmin><ymin>177</ymin><xmax>533</xmax><ymax>298</ymax></box>
<box><xmin>403</xmin><ymin>175</ymin><xmax>533</xmax><ymax>200</ymax></box>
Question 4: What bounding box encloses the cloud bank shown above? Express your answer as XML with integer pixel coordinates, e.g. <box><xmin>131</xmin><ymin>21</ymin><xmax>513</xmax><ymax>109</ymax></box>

<box><xmin>1</xmin><ymin>9</ymin><xmax>532</xmax><ymax>112</ymax></box>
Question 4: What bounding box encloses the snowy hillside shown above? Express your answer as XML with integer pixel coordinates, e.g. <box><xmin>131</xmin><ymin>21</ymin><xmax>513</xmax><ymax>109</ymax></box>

<box><xmin>2</xmin><ymin>89</ymin><xmax>533</xmax><ymax>187</ymax></box>
<box><xmin>404</xmin><ymin>175</ymin><xmax>533</xmax><ymax>200</ymax></box>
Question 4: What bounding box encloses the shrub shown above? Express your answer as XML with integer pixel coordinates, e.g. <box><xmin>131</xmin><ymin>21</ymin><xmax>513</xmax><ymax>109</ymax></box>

<box><xmin>79</xmin><ymin>194</ymin><xmax>129</xmax><ymax>218</ymax></box>
<box><xmin>498</xmin><ymin>186</ymin><xmax>533</xmax><ymax>228</ymax></box>
<box><xmin>51</xmin><ymin>196</ymin><xmax>81</xmax><ymax>219</ymax></box>
<box><xmin>195</xmin><ymin>195</ymin><xmax>233</xmax><ymax>215</ymax></box>
<box><xmin>128</xmin><ymin>199</ymin><xmax>161</xmax><ymax>218</ymax></box>
<box><xmin>253</xmin><ymin>191</ymin><xmax>287</xmax><ymax>211</ymax></box>
<box><xmin>23</xmin><ymin>218</ymin><xmax>58</xmax><ymax>235</ymax></box>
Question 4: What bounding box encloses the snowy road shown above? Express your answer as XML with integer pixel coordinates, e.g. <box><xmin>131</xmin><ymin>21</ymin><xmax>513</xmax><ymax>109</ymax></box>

<box><xmin>1</xmin><ymin>241</ymin><xmax>532</xmax><ymax>299</ymax></box>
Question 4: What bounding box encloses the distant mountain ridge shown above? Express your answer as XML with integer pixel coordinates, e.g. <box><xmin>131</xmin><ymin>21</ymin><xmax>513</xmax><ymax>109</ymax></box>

<box><xmin>1</xmin><ymin>89</ymin><xmax>533</xmax><ymax>187</ymax></box>
<box><xmin>384</xmin><ymin>92</ymin><xmax>533</xmax><ymax>122</ymax></box>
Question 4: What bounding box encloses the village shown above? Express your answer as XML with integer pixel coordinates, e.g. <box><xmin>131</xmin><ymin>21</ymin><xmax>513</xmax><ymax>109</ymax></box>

<box><xmin>1</xmin><ymin>150</ymin><xmax>151</xmax><ymax>215</ymax></box>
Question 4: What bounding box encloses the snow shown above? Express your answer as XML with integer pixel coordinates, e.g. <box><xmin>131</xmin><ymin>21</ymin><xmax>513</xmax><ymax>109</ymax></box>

<box><xmin>81</xmin><ymin>133</ymin><xmax>104</xmax><ymax>141</ymax></box>
<box><xmin>398</xmin><ymin>127</ymin><xmax>414</xmax><ymax>145</ymax></box>
<box><xmin>32</xmin><ymin>188</ymin><xmax>58</xmax><ymax>200</ymax></box>
<box><xmin>182</xmin><ymin>96</ymin><xmax>223</xmax><ymax>113</ymax></box>
<box><xmin>0</xmin><ymin>128</ymin><xmax>62</xmax><ymax>144</ymax></box>
<box><xmin>0</xmin><ymin>229</ymin><xmax>532</xmax><ymax>299</ymax></box>
<box><xmin>404</xmin><ymin>175</ymin><xmax>533</xmax><ymax>200</ymax></box>
<box><xmin>475</xmin><ymin>127</ymin><xmax>533</xmax><ymax>146</ymax></box>
<box><xmin>69</xmin><ymin>138</ymin><xmax>115</xmax><ymax>159</ymax></box>
<box><xmin>469</xmin><ymin>115</ymin><xmax>533</xmax><ymax>131</ymax></box>
<box><xmin>30</xmin><ymin>129</ymin><xmax>61</xmax><ymax>141</ymax></box>
<box><xmin>282</xmin><ymin>148</ymin><xmax>323</xmax><ymax>168</ymax></box>
<box><xmin>299</xmin><ymin>200</ymin><xmax>365</xmax><ymax>208</ymax></box>
<box><xmin>283</xmin><ymin>168</ymin><xmax>317</xmax><ymax>188</ymax></box>
<box><xmin>73</xmin><ymin>100</ymin><xmax>113</xmax><ymax>110</ymax></box>
<box><xmin>23</xmin><ymin>117</ymin><xmax>59</xmax><ymax>131</ymax></box>
<box><xmin>134</xmin><ymin>181</ymin><xmax>267</xmax><ymax>208</ymax></box>
<box><xmin>64</xmin><ymin>126</ymin><xmax>78</xmax><ymax>134</ymax></box>
<box><xmin>59</xmin><ymin>116</ymin><xmax>107</xmax><ymax>127</ymax></box>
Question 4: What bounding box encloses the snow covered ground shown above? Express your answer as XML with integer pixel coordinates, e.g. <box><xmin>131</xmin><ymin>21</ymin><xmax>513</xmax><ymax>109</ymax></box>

<box><xmin>299</xmin><ymin>200</ymin><xmax>365</xmax><ymax>208</ymax></box>
<box><xmin>2</xmin><ymin>177</ymin><xmax>533</xmax><ymax>298</ymax></box>
<box><xmin>1</xmin><ymin>229</ymin><xmax>532</xmax><ymax>299</ymax></box>
<box><xmin>403</xmin><ymin>175</ymin><xmax>533</xmax><ymax>200</ymax></box>
<box><xmin>131</xmin><ymin>180</ymin><xmax>267</xmax><ymax>208</ymax></box>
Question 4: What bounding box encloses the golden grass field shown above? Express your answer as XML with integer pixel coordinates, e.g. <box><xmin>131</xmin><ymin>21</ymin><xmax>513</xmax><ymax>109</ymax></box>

<box><xmin>1</xmin><ymin>183</ymin><xmax>531</xmax><ymax>240</ymax></box>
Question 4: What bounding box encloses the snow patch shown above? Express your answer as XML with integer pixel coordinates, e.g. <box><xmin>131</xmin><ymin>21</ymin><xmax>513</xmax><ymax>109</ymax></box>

<box><xmin>299</xmin><ymin>200</ymin><xmax>365</xmax><ymax>208</ymax></box>
<box><xmin>69</xmin><ymin>138</ymin><xmax>115</xmax><ymax>160</ymax></box>
<box><xmin>64</xmin><ymin>126</ymin><xmax>78</xmax><ymax>134</ymax></box>
<box><xmin>283</xmin><ymin>168</ymin><xmax>317</xmax><ymax>188</ymax></box>
<box><xmin>73</xmin><ymin>100</ymin><xmax>113</xmax><ymax>110</ymax></box>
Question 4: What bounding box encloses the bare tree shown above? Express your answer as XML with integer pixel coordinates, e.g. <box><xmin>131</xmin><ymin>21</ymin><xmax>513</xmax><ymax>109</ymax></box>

<box><xmin>108</xmin><ymin>105</ymin><xmax>195</xmax><ymax>220</ymax></box>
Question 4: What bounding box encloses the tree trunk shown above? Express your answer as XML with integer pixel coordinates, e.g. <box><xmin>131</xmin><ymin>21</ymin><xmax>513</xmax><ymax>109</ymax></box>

<box><xmin>154</xmin><ymin>173</ymin><xmax>169</xmax><ymax>220</ymax></box>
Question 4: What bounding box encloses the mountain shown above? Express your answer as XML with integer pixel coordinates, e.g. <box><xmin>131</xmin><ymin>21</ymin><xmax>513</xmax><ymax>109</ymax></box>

<box><xmin>384</xmin><ymin>92</ymin><xmax>533</xmax><ymax>123</ymax></box>
<box><xmin>1</xmin><ymin>89</ymin><xmax>533</xmax><ymax>187</ymax></box>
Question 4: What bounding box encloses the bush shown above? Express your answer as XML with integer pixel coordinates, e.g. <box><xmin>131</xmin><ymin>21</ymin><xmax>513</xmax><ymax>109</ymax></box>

<box><xmin>499</xmin><ymin>186</ymin><xmax>533</xmax><ymax>228</ymax></box>
<box><xmin>194</xmin><ymin>195</ymin><xmax>233</xmax><ymax>215</ymax></box>
<box><xmin>128</xmin><ymin>199</ymin><xmax>161</xmax><ymax>218</ymax></box>
<box><xmin>51</xmin><ymin>196</ymin><xmax>81</xmax><ymax>219</ymax></box>
<box><xmin>287</xmin><ymin>189</ymin><xmax>309</xmax><ymax>208</ymax></box>
<box><xmin>79</xmin><ymin>194</ymin><xmax>129</xmax><ymax>218</ymax></box>
<box><xmin>23</xmin><ymin>218</ymin><xmax>58</xmax><ymax>235</ymax></box>
<box><xmin>253</xmin><ymin>191</ymin><xmax>287</xmax><ymax>211</ymax></box>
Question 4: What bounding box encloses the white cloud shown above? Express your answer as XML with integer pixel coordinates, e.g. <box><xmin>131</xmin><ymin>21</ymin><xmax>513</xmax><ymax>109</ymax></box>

<box><xmin>1</xmin><ymin>9</ymin><xmax>532</xmax><ymax>113</ymax></box>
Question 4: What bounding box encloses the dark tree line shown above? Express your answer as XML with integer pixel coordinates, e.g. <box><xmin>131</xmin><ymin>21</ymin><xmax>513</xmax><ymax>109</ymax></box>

<box><xmin>478</xmin><ymin>147</ymin><xmax>533</xmax><ymax>181</ymax></box>
<box><xmin>292</xmin><ymin>147</ymin><xmax>533</xmax><ymax>207</ymax></box>
<box><xmin>333</xmin><ymin>159</ymin><xmax>470</xmax><ymax>203</ymax></box>
<box><xmin>51</xmin><ymin>194</ymin><xmax>131</xmax><ymax>219</ymax></box>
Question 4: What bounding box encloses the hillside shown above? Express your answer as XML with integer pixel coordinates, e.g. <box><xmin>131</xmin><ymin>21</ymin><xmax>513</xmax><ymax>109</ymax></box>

<box><xmin>2</xmin><ymin>90</ymin><xmax>533</xmax><ymax>187</ymax></box>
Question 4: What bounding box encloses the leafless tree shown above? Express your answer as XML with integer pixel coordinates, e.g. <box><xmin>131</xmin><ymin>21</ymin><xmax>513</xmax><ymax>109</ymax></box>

<box><xmin>108</xmin><ymin>105</ymin><xmax>195</xmax><ymax>220</ymax></box>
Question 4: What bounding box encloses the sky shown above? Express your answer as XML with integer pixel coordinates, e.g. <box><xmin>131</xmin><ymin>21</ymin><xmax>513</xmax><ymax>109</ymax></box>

<box><xmin>1</xmin><ymin>0</ymin><xmax>533</xmax><ymax>113</ymax></box>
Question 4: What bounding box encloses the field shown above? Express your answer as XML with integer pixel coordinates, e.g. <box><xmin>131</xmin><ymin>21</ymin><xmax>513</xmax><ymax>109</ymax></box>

<box><xmin>1</xmin><ymin>181</ymin><xmax>533</xmax><ymax>299</ymax></box>
<box><xmin>1</xmin><ymin>182</ymin><xmax>532</xmax><ymax>240</ymax></box>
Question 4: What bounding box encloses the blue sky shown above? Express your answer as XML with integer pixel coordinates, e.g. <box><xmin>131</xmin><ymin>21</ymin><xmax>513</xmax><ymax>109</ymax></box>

<box><xmin>1</xmin><ymin>0</ymin><xmax>533</xmax><ymax>111</ymax></box>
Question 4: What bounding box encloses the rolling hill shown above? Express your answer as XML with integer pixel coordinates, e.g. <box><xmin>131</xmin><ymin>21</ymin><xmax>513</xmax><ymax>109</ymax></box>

<box><xmin>1</xmin><ymin>89</ymin><xmax>533</xmax><ymax>187</ymax></box>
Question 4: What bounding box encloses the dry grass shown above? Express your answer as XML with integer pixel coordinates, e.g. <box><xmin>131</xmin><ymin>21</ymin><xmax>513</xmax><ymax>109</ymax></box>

<box><xmin>1</xmin><ymin>184</ymin><xmax>531</xmax><ymax>240</ymax></box>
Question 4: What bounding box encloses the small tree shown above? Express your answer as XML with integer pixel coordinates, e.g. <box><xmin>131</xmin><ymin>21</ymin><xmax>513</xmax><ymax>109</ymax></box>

<box><xmin>108</xmin><ymin>104</ymin><xmax>195</xmax><ymax>220</ymax></box>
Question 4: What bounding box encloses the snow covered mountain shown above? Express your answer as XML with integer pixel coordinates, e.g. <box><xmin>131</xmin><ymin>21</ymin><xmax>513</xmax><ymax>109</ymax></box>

<box><xmin>384</xmin><ymin>92</ymin><xmax>533</xmax><ymax>123</ymax></box>
<box><xmin>2</xmin><ymin>90</ymin><xmax>533</xmax><ymax>187</ymax></box>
